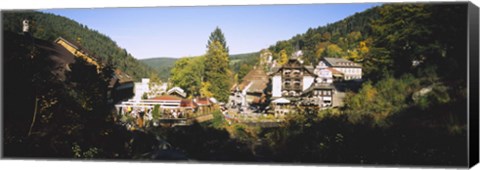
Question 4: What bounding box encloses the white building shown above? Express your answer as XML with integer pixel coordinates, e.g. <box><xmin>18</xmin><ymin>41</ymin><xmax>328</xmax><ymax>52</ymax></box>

<box><xmin>320</xmin><ymin>57</ymin><xmax>362</xmax><ymax>81</ymax></box>
<box><xmin>270</xmin><ymin>55</ymin><xmax>316</xmax><ymax>98</ymax></box>
<box><xmin>133</xmin><ymin>78</ymin><xmax>150</xmax><ymax>102</ymax></box>
<box><xmin>133</xmin><ymin>78</ymin><xmax>167</xmax><ymax>102</ymax></box>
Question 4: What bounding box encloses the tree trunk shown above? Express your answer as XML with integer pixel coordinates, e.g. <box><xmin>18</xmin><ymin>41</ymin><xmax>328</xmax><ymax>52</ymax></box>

<box><xmin>28</xmin><ymin>97</ymin><xmax>39</xmax><ymax>136</ymax></box>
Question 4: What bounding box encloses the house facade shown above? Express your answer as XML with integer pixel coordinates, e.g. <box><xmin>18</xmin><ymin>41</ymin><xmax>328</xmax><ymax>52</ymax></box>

<box><xmin>320</xmin><ymin>57</ymin><xmax>362</xmax><ymax>81</ymax></box>
<box><xmin>270</xmin><ymin>55</ymin><xmax>316</xmax><ymax>98</ymax></box>
<box><xmin>301</xmin><ymin>83</ymin><xmax>335</xmax><ymax>108</ymax></box>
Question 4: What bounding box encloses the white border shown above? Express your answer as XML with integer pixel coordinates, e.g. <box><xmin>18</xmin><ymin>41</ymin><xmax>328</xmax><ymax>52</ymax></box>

<box><xmin>1</xmin><ymin>0</ymin><xmax>477</xmax><ymax>170</ymax></box>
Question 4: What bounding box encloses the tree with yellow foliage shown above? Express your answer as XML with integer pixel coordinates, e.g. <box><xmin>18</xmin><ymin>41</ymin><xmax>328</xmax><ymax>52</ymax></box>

<box><xmin>200</xmin><ymin>81</ymin><xmax>214</xmax><ymax>98</ymax></box>
<box><xmin>277</xmin><ymin>49</ymin><xmax>288</xmax><ymax>66</ymax></box>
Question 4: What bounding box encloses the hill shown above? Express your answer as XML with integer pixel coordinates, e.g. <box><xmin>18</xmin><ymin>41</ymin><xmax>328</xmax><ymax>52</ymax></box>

<box><xmin>2</xmin><ymin>11</ymin><xmax>157</xmax><ymax>81</ymax></box>
<box><xmin>141</xmin><ymin>52</ymin><xmax>260</xmax><ymax>82</ymax></box>
<box><xmin>140</xmin><ymin>57</ymin><xmax>177</xmax><ymax>81</ymax></box>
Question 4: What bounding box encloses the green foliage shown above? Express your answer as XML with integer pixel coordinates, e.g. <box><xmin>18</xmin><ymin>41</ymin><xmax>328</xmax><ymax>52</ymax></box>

<box><xmin>140</xmin><ymin>57</ymin><xmax>177</xmax><ymax>81</ymax></box>
<box><xmin>325</xmin><ymin>44</ymin><xmax>344</xmax><ymax>58</ymax></box>
<box><xmin>237</xmin><ymin>64</ymin><xmax>251</xmax><ymax>82</ymax></box>
<box><xmin>230</xmin><ymin>52</ymin><xmax>260</xmax><ymax>80</ymax></box>
<box><xmin>204</xmin><ymin>41</ymin><xmax>232</xmax><ymax>102</ymax></box>
<box><xmin>120</xmin><ymin>113</ymin><xmax>135</xmax><ymax>123</ymax></box>
<box><xmin>72</xmin><ymin>143</ymin><xmax>99</xmax><ymax>159</ymax></box>
<box><xmin>344</xmin><ymin>75</ymin><xmax>420</xmax><ymax>126</ymax></box>
<box><xmin>211</xmin><ymin>110</ymin><xmax>225</xmax><ymax>129</ymax></box>
<box><xmin>141</xmin><ymin>92</ymin><xmax>148</xmax><ymax>100</ymax></box>
<box><xmin>152</xmin><ymin>105</ymin><xmax>161</xmax><ymax>120</ymax></box>
<box><xmin>207</xmin><ymin>27</ymin><xmax>229</xmax><ymax>53</ymax></box>
<box><xmin>169</xmin><ymin>56</ymin><xmax>205</xmax><ymax>97</ymax></box>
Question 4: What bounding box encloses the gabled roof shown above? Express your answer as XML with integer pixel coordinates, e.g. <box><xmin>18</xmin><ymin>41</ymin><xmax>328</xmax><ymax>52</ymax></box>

<box><xmin>109</xmin><ymin>70</ymin><xmax>133</xmax><ymax>88</ymax></box>
<box><xmin>167</xmin><ymin>87</ymin><xmax>187</xmax><ymax>98</ymax></box>
<box><xmin>302</xmin><ymin>83</ymin><xmax>335</xmax><ymax>96</ymax></box>
<box><xmin>237</xmin><ymin>67</ymin><xmax>269</xmax><ymax>93</ymax></box>
<box><xmin>54</xmin><ymin>37</ymin><xmax>101</xmax><ymax>62</ymax></box>
<box><xmin>35</xmin><ymin>37</ymin><xmax>76</xmax><ymax>64</ymax></box>
<box><xmin>194</xmin><ymin>97</ymin><xmax>211</xmax><ymax>106</ymax></box>
<box><xmin>269</xmin><ymin>60</ymin><xmax>316</xmax><ymax>77</ymax></box>
<box><xmin>326</xmin><ymin>67</ymin><xmax>343</xmax><ymax>75</ymax></box>
<box><xmin>323</xmin><ymin>57</ymin><xmax>361</xmax><ymax>68</ymax></box>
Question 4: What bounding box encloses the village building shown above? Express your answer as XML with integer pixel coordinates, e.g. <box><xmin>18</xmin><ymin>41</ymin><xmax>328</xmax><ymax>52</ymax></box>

<box><xmin>319</xmin><ymin>57</ymin><xmax>362</xmax><ymax>81</ymax></box>
<box><xmin>313</xmin><ymin>62</ymin><xmax>334</xmax><ymax>84</ymax></box>
<box><xmin>230</xmin><ymin>67</ymin><xmax>269</xmax><ymax>108</ymax></box>
<box><xmin>180</xmin><ymin>99</ymin><xmax>198</xmax><ymax>117</ymax></box>
<box><xmin>271</xmin><ymin>98</ymin><xmax>291</xmax><ymax>116</ymax></box>
<box><xmin>53</xmin><ymin>37</ymin><xmax>134</xmax><ymax>104</ymax></box>
<box><xmin>194</xmin><ymin>97</ymin><xmax>216</xmax><ymax>115</ymax></box>
<box><xmin>133</xmin><ymin>78</ymin><xmax>167</xmax><ymax>102</ymax></box>
<box><xmin>270</xmin><ymin>54</ymin><xmax>316</xmax><ymax>98</ymax></box>
<box><xmin>54</xmin><ymin>37</ymin><xmax>102</xmax><ymax>72</ymax></box>
<box><xmin>108</xmin><ymin>69</ymin><xmax>134</xmax><ymax>104</ymax></box>
<box><xmin>266</xmin><ymin>51</ymin><xmax>357</xmax><ymax>115</ymax></box>
<box><xmin>300</xmin><ymin>83</ymin><xmax>335</xmax><ymax>108</ymax></box>
<box><xmin>133</xmin><ymin>78</ymin><xmax>151</xmax><ymax>101</ymax></box>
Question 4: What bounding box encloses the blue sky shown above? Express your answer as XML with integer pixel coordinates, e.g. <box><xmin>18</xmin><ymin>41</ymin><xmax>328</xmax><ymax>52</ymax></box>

<box><xmin>43</xmin><ymin>3</ymin><xmax>380</xmax><ymax>59</ymax></box>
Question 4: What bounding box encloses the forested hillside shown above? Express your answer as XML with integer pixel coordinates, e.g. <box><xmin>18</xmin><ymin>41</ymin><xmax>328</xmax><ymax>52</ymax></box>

<box><xmin>2</xmin><ymin>11</ymin><xmax>157</xmax><ymax>81</ymax></box>
<box><xmin>140</xmin><ymin>57</ymin><xmax>177</xmax><ymax>81</ymax></box>
<box><xmin>259</xmin><ymin>3</ymin><xmax>468</xmax><ymax>165</ymax></box>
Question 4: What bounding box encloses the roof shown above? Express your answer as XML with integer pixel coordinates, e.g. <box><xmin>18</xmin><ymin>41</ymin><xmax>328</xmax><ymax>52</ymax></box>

<box><xmin>305</xmin><ymin>65</ymin><xmax>315</xmax><ymax>74</ymax></box>
<box><xmin>272</xmin><ymin>98</ymin><xmax>290</xmax><ymax>104</ymax></box>
<box><xmin>270</xmin><ymin>58</ymin><xmax>316</xmax><ymax>76</ymax></box>
<box><xmin>35</xmin><ymin>37</ymin><xmax>76</xmax><ymax>64</ymax></box>
<box><xmin>54</xmin><ymin>37</ymin><xmax>100</xmax><ymax>61</ymax></box>
<box><xmin>149</xmin><ymin>95</ymin><xmax>182</xmax><ymax>101</ymax></box>
<box><xmin>194</xmin><ymin>97</ymin><xmax>211</xmax><ymax>106</ymax></box>
<box><xmin>114</xmin><ymin>69</ymin><xmax>133</xmax><ymax>83</ymax></box>
<box><xmin>180</xmin><ymin>99</ymin><xmax>197</xmax><ymax>108</ymax></box>
<box><xmin>237</xmin><ymin>67</ymin><xmax>269</xmax><ymax>93</ymax></box>
<box><xmin>302</xmin><ymin>83</ymin><xmax>335</xmax><ymax>96</ymax></box>
<box><xmin>209</xmin><ymin>97</ymin><xmax>218</xmax><ymax>104</ymax></box>
<box><xmin>326</xmin><ymin>67</ymin><xmax>343</xmax><ymax>75</ymax></box>
<box><xmin>26</xmin><ymin>34</ymin><xmax>76</xmax><ymax>81</ymax></box>
<box><xmin>167</xmin><ymin>87</ymin><xmax>186</xmax><ymax>98</ymax></box>
<box><xmin>109</xmin><ymin>69</ymin><xmax>133</xmax><ymax>88</ymax></box>
<box><xmin>323</xmin><ymin>57</ymin><xmax>361</xmax><ymax>68</ymax></box>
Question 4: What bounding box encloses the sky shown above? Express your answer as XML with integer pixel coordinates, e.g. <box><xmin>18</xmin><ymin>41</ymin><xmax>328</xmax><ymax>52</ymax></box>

<box><xmin>42</xmin><ymin>3</ymin><xmax>380</xmax><ymax>59</ymax></box>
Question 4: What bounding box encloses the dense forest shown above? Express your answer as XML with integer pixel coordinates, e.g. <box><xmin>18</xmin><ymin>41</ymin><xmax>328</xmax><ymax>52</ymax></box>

<box><xmin>2</xmin><ymin>3</ymin><xmax>471</xmax><ymax>167</ymax></box>
<box><xmin>2</xmin><ymin>11</ymin><xmax>157</xmax><ymax>81</ymax></box>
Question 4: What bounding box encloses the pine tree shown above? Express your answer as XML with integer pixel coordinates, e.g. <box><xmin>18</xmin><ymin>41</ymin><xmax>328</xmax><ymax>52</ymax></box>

<box><xmin>206</xmin><ymin>27</ymin><xmax>229</xmax><ymax>53</ymax></box>
<box><xmin>204</xmin><ymin>41</ymin><xmax>231</xmax><ymax>102</ymax></box>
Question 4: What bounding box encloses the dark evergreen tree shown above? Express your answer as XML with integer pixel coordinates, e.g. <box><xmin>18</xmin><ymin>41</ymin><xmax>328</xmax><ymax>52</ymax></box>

<box><xmin>206</xmin><ymin>26</ymin><xmax>229</xmax><ymax>53</ymax></box>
